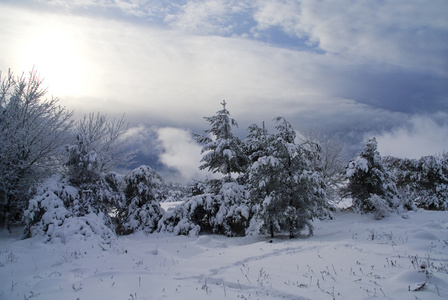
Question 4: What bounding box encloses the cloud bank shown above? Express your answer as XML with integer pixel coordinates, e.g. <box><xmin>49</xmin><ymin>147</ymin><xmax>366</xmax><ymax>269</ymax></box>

<box><xmin>1</xmin><ymin>0</ymin><xmax>447</xmax><ymax>181</ymax></box>
<box><xmin>376</xmin><ymin>114</ymin><xmax>448</xmax><ymax>159</ymax></box>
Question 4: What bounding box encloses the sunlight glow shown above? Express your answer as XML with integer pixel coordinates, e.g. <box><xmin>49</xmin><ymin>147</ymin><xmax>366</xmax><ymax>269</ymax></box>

<box><xmin>19</xmin><ymin>25</ymin><xmax>87</xmax><ymax>97</ymax></box>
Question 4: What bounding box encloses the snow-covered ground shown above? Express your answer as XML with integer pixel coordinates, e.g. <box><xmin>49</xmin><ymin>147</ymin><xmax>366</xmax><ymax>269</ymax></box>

<box><xmin>1</xmin><ymin>210</ymin><xmax>447</xmax><ymax>300</ymax></box>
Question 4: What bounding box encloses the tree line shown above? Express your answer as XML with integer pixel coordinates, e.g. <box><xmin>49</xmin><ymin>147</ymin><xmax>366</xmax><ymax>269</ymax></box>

<box><xmin>1</xmin><ymin>70</ymin><xmax>446</xmax><ymax>242</ymax></box>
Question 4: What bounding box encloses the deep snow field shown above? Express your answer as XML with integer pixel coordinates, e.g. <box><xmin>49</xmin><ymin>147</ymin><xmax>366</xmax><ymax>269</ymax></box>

<box><xmin>1</xmin><ymin>209</ymin><xmax>447</xmax><ymax>300</ymax></box>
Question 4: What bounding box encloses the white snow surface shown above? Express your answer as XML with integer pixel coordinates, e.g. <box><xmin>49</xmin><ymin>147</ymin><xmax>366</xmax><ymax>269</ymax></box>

<box><xmin>1</xmin><ymin>210</ymin><xmax>447</xmax><ymax>300</ymax></box>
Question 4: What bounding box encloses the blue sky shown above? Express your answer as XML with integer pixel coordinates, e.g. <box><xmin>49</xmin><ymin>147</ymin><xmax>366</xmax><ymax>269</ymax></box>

<box><xmin>1</xmin><ymin>0</ymin><xmax>447</xmax><ymax>182</ymax></box>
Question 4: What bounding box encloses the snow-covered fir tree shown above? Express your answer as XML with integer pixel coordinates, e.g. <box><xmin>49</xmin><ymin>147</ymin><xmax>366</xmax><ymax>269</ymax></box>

<box><xmin>194</xmin><ymin>101</ymin><xmax>248</xmax><ymax>180</ymax></box>
<box><xmin>383</xmin><ymin>154</ymin><xmax>448</xmax><ymax>210</ymax></box>
<box><xmin>157</xmin><ymin>178</ymin><xmax>250</xmax><ymax>237</ymax></box>
<box><xmin>117</xmin><ymin>165</ymin><xmax>164</xmax><ymax>234</ymax></box>
<box><xmin>247</xmin><ymin>117</ymin><xmax>326</xmax><ymax>238</ymax></box>
<box><xmin>159</xmin><ymin>101</ymin><xmax>250</xmax><ymax>237</ymax></box>
<box><xmin>157</xmin><ymin>183</ymin><xmax>220</xmax><ymax>236</ymax></box>
<box><xmin>213</xmin><ymin>180</ymin><xmax>250</xmax><ymax>236</ymax></box>
<box><xmin>346</xmin><ymin>137</ymin><xmax>401</xmax><ymax>219</ymax></box>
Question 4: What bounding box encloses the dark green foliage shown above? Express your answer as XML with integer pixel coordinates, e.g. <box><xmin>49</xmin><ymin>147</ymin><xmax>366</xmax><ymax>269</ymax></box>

<box><xmin>194</xmin><ymin>101</ymin><xmax>248</xmax><ymax>179</ymax></box>
<box><xmin>247</xmin><ymin>117</ymin><xmax>326</xmax><ymax>238</ymax></box>
<box><xmin>346</xmin><ymin>137</ymin><xmax>400</xmax><ymax>218</ymax></box>
<box><xmin>383</xmin><ymin>154</ymin><xmax>448</xmax><ymax>210</ymax></box>
<box><xmin>117</xmin><ymin>166</ymin><xmax>164</xmax><ymax>235</ymax></box>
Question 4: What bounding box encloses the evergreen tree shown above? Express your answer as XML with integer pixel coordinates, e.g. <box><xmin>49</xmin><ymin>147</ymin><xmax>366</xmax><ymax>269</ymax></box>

<box><xmin>383</xmin><ymin>154</ymin><xmax>448</xmax><ymax>210</ymax></box>
<box><xmin>247</xmin><ymin>117</ymin><xmax>326</xmax><ymax>238</ymax></box>
<box><xmin>117</xmin><ymin>165</ymin><xmax>164</xmax><ymax>234</ymax></box>
<box><xmin>213</xmin><ymin>180</ymin><xmax>250</xmax><ymax>236</ymax></box>
<box><xmin>346</xmin><ymin>137</ymin><xmax>400</xmax><ymax>219</ymax></box>
<box><xmin>194</xmin><ymin>101</ymin><xmax>247</xmax><ymax>180</ymax></box>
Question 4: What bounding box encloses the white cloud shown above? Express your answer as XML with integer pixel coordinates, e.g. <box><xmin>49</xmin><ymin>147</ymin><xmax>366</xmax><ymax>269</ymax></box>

<box><xmin>0</xmin><ymin>5</ymin><xmax>355</xmax><ymax>126</ymax></box>
<box><xmin>252</xmin><ymin>0</ymin><xmax>448</xmax><ymax>75</ymax></box>
<box><xmin>123</xmin><ymin>125</ymin><xmax>157</xmax><ymax>157</ymax></box>
<box><xmin>156</xmin><ymin>127</ymin><xmax>212</xmax><ymax>183</ymax></box>
<box><xmin>25</xmin><ymin>0</ymin><xmax>448</xmax><ymax>78</ymax></box>
<box><xmin>375</xmin><ymin>114</ymin><xmax>448</xmax><ymax>159</ymax></box>
<box><xmin>1</xmin><ymin>2</ymin><xmax>446</xmax><ymax>163</ymax></box>
<box><xmin>165</xmin><ymin>0</ymin><xmax>247</xmax><ymax>35</ymax></box>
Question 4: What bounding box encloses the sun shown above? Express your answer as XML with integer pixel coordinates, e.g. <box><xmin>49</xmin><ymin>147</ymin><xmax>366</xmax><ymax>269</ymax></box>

<box><xmin>19</xmin><ymin>25</ymin><xmax>87</xmax><ymax>97</ymax></box>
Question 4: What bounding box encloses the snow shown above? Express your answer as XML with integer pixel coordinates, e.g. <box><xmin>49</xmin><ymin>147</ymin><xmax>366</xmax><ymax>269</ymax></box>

<box><xmin>346</xmin><ymin>156</ymin><xmax>369</xmax><ymax>177</ymax></box>
<box><xmin>1</xmin><ymin>210</ymin><xmax>447</xmax><ymax>300</ymax></box>
<box><xmin>160</xmin><ymin>201</ymin><xmax>183</xmax><ymax>212</ymax></box>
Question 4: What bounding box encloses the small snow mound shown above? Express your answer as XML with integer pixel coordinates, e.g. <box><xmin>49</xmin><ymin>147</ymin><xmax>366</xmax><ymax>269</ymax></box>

<box><xmin>195</xmin><ymin>235</ymin><xmax>211</xmax><ymax>244</ymax></box>
<box><xmin>194</xmin><ymin>236</ymin><xmax>227</xmax><ymax>248</ymax></box>
<box><xmin>422</xmin><ymin>222</ymin><xmax>445</xmax><ymax>230</ymax></box>
<box><xmin>410</xmin><ymin>229</ymin><xmax>438</xmax><ymax>241</ymax></box>
<box><xmin>392</xmin><ymin>270</ymin><xmax>427</xmax><ymax>285</ymax></box>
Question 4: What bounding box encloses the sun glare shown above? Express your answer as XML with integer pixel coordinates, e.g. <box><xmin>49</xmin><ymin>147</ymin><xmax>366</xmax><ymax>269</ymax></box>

<box><xmin>19</xmin><ymin>25</ymin><xmax>87</xmax><ymax>97</ymax></box>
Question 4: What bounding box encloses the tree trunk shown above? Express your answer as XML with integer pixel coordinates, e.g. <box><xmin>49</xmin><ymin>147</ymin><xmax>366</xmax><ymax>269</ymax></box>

<box><xmin>3</xmin><ymin>192</ymin><xmax>11</xmax><ymax>233</ymax></box>
<box><xmin>269</xmin><ymin>219</ymin><xmax>274</xmax><ymax>238</ymax></box>
<box><xmin>289</xmin><ymin>229</ymin><xmax>294</xmax><ymax>239</ymax></box>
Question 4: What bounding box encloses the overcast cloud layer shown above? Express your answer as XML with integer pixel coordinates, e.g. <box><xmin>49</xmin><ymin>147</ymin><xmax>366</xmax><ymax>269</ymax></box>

<box><xmin>1</xmin><ymin>0</ymin><xmax>447</xmax><ymax>182</ymax></box>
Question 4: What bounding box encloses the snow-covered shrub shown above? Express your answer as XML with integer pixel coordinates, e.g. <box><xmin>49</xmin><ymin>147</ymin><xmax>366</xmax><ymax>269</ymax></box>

<box><xmin>25</xmin><ymin>112</ymin><xmax>132</xmax><ymax>242</ymax></box>
<box><xmin>0</xmin><ymin>70</ymin><xmax>73</xmax><ymax>231</ymax></box>
<box><xmin>117</xmin><ymin>166</ymin><xmax>164</xmax><ymax>235</ymax></box>
<box><xmin>158</xmin><ymin>179</ymin><xmax>251</xmax><ymax>237</ymax></box>
<box><xmin>213</xmin><ymin>181</ymin><xmax>250</xmax><ymax>237</ymax></box>
<box><xmin>157</xmin><ymin>183</ymin><xmax>188</xmax><ymax>202</ymax></box>
<box><xmin>369</xmin><ymin>194</ymin><xmax>392</xmax><ymax>220</ymax></box>
<box><xmin>23</xmin><ymin>174</ymin><xmax>115</xmax><ymax>243</ymax></box>
<box><xmin>417</xmin><ymin>155</ymin><xmax>448</xmax><ymax>210</ymax></box>
<box><xmin>186</xmin><ymin>193</ymin><xmax>220</xmax><ymax>233</ymax></box>
<box><xmin>383</xmin><ymin>154</ymin><xmax>448</xmax><ymax>211</ymax></box>
<box><xmin>158</xmin><ymin>204</ymin><xmax>200</xmax><ymax>236</ymax></box>
<box><xmin>346</xmin><ymin>137</ymin><xmax>401</xmax><ymax>217</ymax></box>
<box><xmin>158</xmin><ymin>193</ymin><xmax>219</xmax><ymax>236</ymax></box>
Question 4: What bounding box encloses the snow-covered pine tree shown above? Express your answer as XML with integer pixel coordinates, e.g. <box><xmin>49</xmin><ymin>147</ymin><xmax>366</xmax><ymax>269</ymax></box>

<box><xmin>247</xmin><ymin>117</ymin><xmax>326</xmax><ymax>238</ymax></box>
<box><xmin>346</xmin><ymin>137</ymin><xmax>400</xmax><ymax>219</ymax></box>
<box><xmin>194</xmin><ymin>101</ymin><xmax>247</xmax><ymax>181</ymax></box>
<box><xmin>117</xmin><ymin>165</ymin><xmax>165</xmax><ymax>234</ymax></box>
<box><xmin>213</xmin><ymin>180</ymin><xmax>249</xmax><ymax>236</ymax></box>
<box><xmin>157</xmin><ymin>178</ymin><xmax>249</xmax><ymax>237</ymax></box>
<box><xmin>23</xmin><ymin>174</ymin><xmax>116</xmax><ymax>243</ymax></box>
<box><xmin>157</xmin><ymin>189</ymin><xmax>220</xmax><ymax>236</ymax></box>
<box><xmin>165</xmin><ymin>101</ymin><xmax>250</xmax><ymax>236</ymax></box>
<box><xmin>383</xmin><ymin>154</ymin><xmax>448</xmax><ymax>210</ymax></box>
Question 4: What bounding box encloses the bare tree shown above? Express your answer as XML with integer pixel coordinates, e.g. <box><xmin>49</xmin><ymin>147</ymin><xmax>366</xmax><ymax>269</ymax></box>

<box><xmin>66</xmin><ymin>112</ymin><xmax>133</xmax><ymax>186</ymax></box>
<box><xmin>301</xmin><ymin>128</ymin><xmax>347</xmax><ymax>204</ymax></box>
<box><xmin>0</xmin><ymin>69</ymin><xmax>73</xmax><ymax>231</ymax></box>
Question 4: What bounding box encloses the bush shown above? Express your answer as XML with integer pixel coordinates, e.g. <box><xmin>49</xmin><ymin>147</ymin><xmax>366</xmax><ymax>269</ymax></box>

<box><xmin>157</xmin><ymin>194</ymin><xmax>217</xmax><ymax>236</ymax></box>
<box><xmin>213</xmin><ymin>182</ymin><xmax>250</xmax><ymax>236</ymax></box>
<box><xmin>117</xmin><ymin>166</ymin><xmax>164</xmax><ymax>235</ymax></box>
<box><xmin>23</xmin><ymin>174</ymin><xmax>115</xmax><ymax>243</ymax></box>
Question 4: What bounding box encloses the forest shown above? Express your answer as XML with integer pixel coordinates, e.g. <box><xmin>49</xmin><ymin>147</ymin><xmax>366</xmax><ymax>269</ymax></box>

<box><xmin>1</xmin><ymin>69</ymin><xmax>447</xmax><ymax>242</ymax></box>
